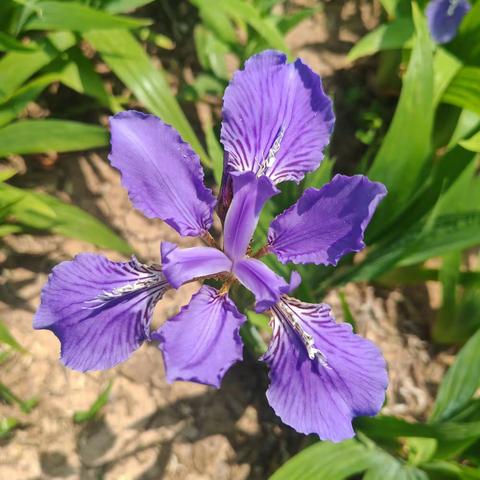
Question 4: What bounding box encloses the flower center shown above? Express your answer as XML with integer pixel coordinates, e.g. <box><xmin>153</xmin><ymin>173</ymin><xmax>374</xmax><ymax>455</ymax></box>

<box><xmin>273</xmin><ymin>298</ymin><xmax>328</xmax><ymax>366</ymax></box>
<box><xmin>257</xmin><ymin>126</ymin><xmax>286</xmax><ymax>176</ymax></box>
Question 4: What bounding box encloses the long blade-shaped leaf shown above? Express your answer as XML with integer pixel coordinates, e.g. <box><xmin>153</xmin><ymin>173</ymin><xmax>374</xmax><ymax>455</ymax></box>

<box><xmin>367</xmin><ymin>3</ymin><xmax>434</xmax><ymax>239</ymax></box>
<box><xmin>269</xmin><ymin>440</ymin><xmax>377</xmax><ymax>480</ymax></box>
<box><xmin>430</xmin><ymin>328</ymin><xmax>480</xmax><ymax>422</ymax></box>
<box><xmin>0</xmin><ymin>120</ymin><xmax>108</xmax><ymax>156</ymax></box>
<box><xmin>85</xmin><ymin>29</ymin><xmax>211</xmax><ymax>167</ymax></box>
<box><xmin>0</xmin><ymin>182</ymin><xmax>132</xmax><ymax>254</ymax></box>
<box><xmin>24</xmin><ymin>1</ymin><xmax>150</xmax><ymax>31</ymax></box>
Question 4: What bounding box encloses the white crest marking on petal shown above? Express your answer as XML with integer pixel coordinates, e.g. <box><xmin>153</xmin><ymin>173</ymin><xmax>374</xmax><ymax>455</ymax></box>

<box><xmin>272</xmin><ymin>298</ymin><xmax>329</xmax><ymax>367</ymax></box>
<box><xmin>448</xmin><ymin>0</ymin><xmax>461</xmax><ymax>16</ymax></box>
<box><xmin>257</xmin><ymin>126</ymin><xmax>286</xmax><ymax>177</ymax></box>
<box><xmin>86</xmin><ymin>258</ymin><xmax>168</xmax><ymax>306</ymax></box>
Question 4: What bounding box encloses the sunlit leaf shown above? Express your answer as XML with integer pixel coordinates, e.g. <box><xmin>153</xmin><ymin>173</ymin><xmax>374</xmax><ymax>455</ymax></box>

<box><xmin>0</xmin><ymin>182</ymin><xmax>132</xmax><ymax>254</ymax></box>
<box><xmin>460</xmin><ymin>130</ymin><xmax>480</xmax><ymax>152</ymax></box>
<box><xmin>0</xmin><ymin>119</ymin><xmax>108</xmax><ymax>156</ymax></box>
<box><xmin>430</xmin><ymin>328</ymin><xmax>480</xmax><ymax>422</ymax></box>
<box><xmin>0</xmin><ymin>320</ymin><xmax>25</xmax><ymax>352</ymax></box>
<box><xmin>24</xmin><ymin>1</ymin><xmax>151</xmax><ymax>31</ymax></box>
<box><xmin>443</xmin><ymin>67</ymin><xmax>480</xmax><ymax>116</ymax></box>
<box><xmin>270</xmin><ymin>439</ymin><xmax>377</xmax><ymax>480</ymax></box>
<box><xmin>85</xmin><ymin>29</ymin><xmax>211</xmax><ymax>168</ymax></box>
<box><xmin>367</xmin><ymin>4</ymin><xmax>434</xmax><ymax>239</ymax></box>
<box><xmin>348</xmin><ymin>18</ymin><xmax>414</xmax><ymax>62</ymax></box>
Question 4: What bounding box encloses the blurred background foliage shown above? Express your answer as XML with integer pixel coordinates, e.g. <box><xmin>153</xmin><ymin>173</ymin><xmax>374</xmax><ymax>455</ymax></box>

<box><xmin>1</xmin><ymin>0</ymin><xmax>480</xmax><ymax>478</ymax></box>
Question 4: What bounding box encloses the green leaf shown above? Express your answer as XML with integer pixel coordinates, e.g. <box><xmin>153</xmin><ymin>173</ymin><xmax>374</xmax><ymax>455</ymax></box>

<box><xmin>240</xmin><ymin>322</ymin><xmax>267</xmax><ymax>357</ymax></box>
<box><xmin>25</xmin><ymin>1</ymin><xmax>150</xmax><ymax>31</ymax></box>
<box><xmin>0</xmin><ymin>73</ymin><xmax>59</xmax><ymax>127</ymax></box>
<box><xmin>302</xmin><ymin>156</ymin><xmax>333</xmax><ymax>190</ymax></box>
<box><xmin>449</xmin><ymin>0</ymin><xmax>480</xmax><ymax>64</ymax></box>
<box><xmin>246</xmin><ymin>310</ymin><xmax>270</xmax><ymax>331</ymax></box>
<box><xmin>432</xmin><ymin>47</ymin><xmax>462</xmax><ymax>107</ymax></box>
<box><xmin>0</xmin><ymin>31</ymin><xmax>36</xmax><ymax>51</ymax></box>
<box><xmin>269</xmin><ymin>439</ymin><xmax>377</xmax><ymax>480</ymax></box>
<box><xmin>47</xmin><ymin>49</ymin><xmax>121</xmax><ymax>111</ymax></box>
<box><xmin>0</xmin><ymin>182</ymin><xmax>132</xmax><ymax>254</ymax></box>
<box><xmin>432</xmin><ymin>251</ymin><xmax>462</xmax><ymax>343</ymax></box>
<box><xmin>338</xmin><ymin>290</ymin><xmax>356</xmax><ymax>331</ymax></box>
<box><xmin>0</xmin><ymin>320</ymin><xmax>25</xmax><ymax>352</ymax></box>
<box><xmin>85</xmin><ymin>29</ymin><xmax>211</xmax><ymax>168</ymax></box>
<box><xmin>0</xmin><ymin>168</ymin><xmax>17</xmax><ymax>182</ymax></box>
<box><xmin>102</xmin><ymin>0</ymin><xmax>155</xmax><ymax>14</ymax></box>
<box><xmin>442</xmin><ymin>67</ymin><xmax>480</xmax><ymax>116</ymax></box>
<box><xmin>276</xmin><ymin>7</ymin><xmax>321</xmax><ymax>35</ymax></box>
<box><xmin>348</xmin><ymin>18</ymin><xmax>414</xmax><ymax>62</ymax></box>
<box><xmin>356</xmin><ymin>416</ymin><xmax>480</xmax><ymax>442</ymax></box>
<box><xmin>0</xmin><ymin>119</ymin><xmax>108</xmax><ymax>157</ymax></box>
<box><xmin>0</xmin><ymin>417</ymin><xmax>19</xmax><ymax>439</ymax></box>
<box><xmin>74</xmin><ymin>381</ymin><xmax>113</xmax><ymax>423</ymax></box>
<box><xmin>0</xmin><ymin>31</ymin><xmax>76</xmax><ymax>102</ymax></box>
<box><xmin>203</xmin><ymin>120</ymin><xmax>224</xmax><ymax>186</ymax></box>
<box><xmin>367</xmin><ymin>4</ymin><xmax>434</xmax><ymax>239</ymax></box>
<box><xmin>423</xmin><ymin>461</ymin><xmax>480</xmax><ymax>480</ymax></box>
<box><xmin>190</xmin><ymin>0</ymin><xmax>238</xmax><ymax>45</ymax></box>
<box><xmin>430</xmin><ymin>328</ymin><xmax>480</xmax><ymax>422</ymax></box>
<box><xmin>217</xmin><ymin>0</ymin><xmax>289</xmax><ymax>54</ymax></box>
<box><xmin>460</xmin><ymin>130</ymin><xmax>480</xmax><ymax>152</ymax></box>
<box><xmin>364</xmin><ymin>452</ymin><xmax>428</xmax><ymax>480</ymax></box>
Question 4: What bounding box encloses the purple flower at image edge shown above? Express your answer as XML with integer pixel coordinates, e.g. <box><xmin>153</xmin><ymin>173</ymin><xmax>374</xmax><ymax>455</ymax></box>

<box><xmin>34</xmin><ymin>50</ymin><xmax>388</xmax><ymax>442</ymax></box>
<box><xmin>426</xmin><ymin>0</ymin><xmax>471</xmax><ymax>44</ymax></box>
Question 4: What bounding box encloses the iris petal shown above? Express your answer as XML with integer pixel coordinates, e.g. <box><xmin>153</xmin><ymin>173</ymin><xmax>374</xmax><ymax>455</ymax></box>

<box><xmin>109</xmin><ymin>110</ymin><xmax>216</xmax><ymax>237</ymax></box>
<box><xmin>233</xmin><ymin>258</ymin><xmax>290</xmax><ymax>312</ymax></box>
<box><xmin>34</xmin><ymin>254</ymin><xmax>168</xmax><ymax>372</ymax></box>
<box><xmin>154</xmin><ymin>286</ymin><xmax>246</xmax><ymax>388</ymax></box>
<box><xmin>221</xmin><ymin>50</ymin><xmax>334</xmax><ymax>184</ymax></box>
<box><xmin>223</xmin><ymin>172</ymin><xmax>278</xmax><ymax>260</ymax></box>
<box><xmin>426</xmin><ymin>0</ymin><xmax>471</xmax><ymax>44</ymax></box>
<box><xmin>161</xmin><ymin>242</ymin><xmax>232</xmax><ymax>289</ymax></box>
<box><xmin>268</xmin><ymin>175</ymin><xmax>386</xmax><ymax>266</ymax></box>
<box><xmin>262</xmin><ymin>297</ymin><xmax>388</xmax><ymax>441</ymax></box>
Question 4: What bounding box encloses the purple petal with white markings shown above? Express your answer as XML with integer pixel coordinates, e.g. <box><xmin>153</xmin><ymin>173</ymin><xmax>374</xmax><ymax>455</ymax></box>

<box><xmin>109</xmin><ymin>110</ymin><xmax>216</xmax><ymax>237</ymax></box>
<box><xmin>268</xmin><ymin>175</ymin><xmax>387</xmax><ymax>266</ymax></box>
<box><xmin>154</xmin><ymin>286</ymin><xmax>246</xmax><ymax>387</ymax></box>
<box><xmin>34</xmin><ymin>254</ymin><xmax>168</xmax><ymax>372</ymax></box>
<box><xmin>161</xmin><ymin>242</ymin><xmax>232</xmax><ymax>288</ymax></box>
<box><xmin>223</xmin><ymin>172</ymin><xmax>278</xmax><ymax>260</ymax></box>
<box><xmin>426</xmin><ymin>0</ymin><xmax>470</xmax><ymax>44</ymax></box>
<box><xmin>233</xmin><ymin>258</ymin><xmax>290</xmax><ymax>312</ymax></box>
<box><xmin>263</xmin><ymin>297</ymin><xmax>387</xmax><ymax>441</ymax></box>
<box><xmin>221</xmin><ymin>50</ymin><xmax>334</xmax><ymax>184</ymax></box>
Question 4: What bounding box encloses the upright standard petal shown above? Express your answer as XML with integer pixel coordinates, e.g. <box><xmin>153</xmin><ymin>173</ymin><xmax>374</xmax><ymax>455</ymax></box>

<box><xmin>154</xmin><ymin>286</ymin><xmax>246</xmax><ymax>388</ymax></box>
<box><xmin>221</xmin><ymin>50</ymin><xmax>334</xmax><ymax>184</ymax></box>
<box><xmin>161</xmin><ymin>242</ymin><xmax>232</xmax><ymax>288</ymax></box>
<box><xmin>233</xmin><ymin>258</ymin><xmax>290</xmax><ymax>312</ymax></box>
<box><xmin>109</xmin><ymin>111</ymin><xmax>216</xmax><ymax>237</ymax></box>
<box><xmin>268</xmin><ymin>175</ymin><xmax>387</xmax><ymax>266</ymax></box>
<box><xmin>223</xmin><ymin>172</ymin><xmax>278</xmax><ymax>260</ymax></box>
<box><xmin>426</xmin><ymin>0</ymin><xmax>471</xmax><ymax>44</ymax></box>
<box><xmin>263</xmin><ymin>297</ymin><xmax>387</xmax><ymax>441</ymax></box>
<box><xmin>34</xmin><ymin>254</ymin><xmax>168</xmax><ymax>372</ymax></box>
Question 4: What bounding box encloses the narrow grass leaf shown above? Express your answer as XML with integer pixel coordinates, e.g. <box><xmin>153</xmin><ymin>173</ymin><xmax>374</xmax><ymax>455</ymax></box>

<box><xmin>269</xmin><ymin>440</ymin><xmax>377</xmax><ymax>480</ymax></box>
<box><xmin>367</xmin><ymin>4</ymin><xmax>434</xmax><ymax>239</ymax></box>
<box><xmin>25</xmin><ymin>1</ymin><xmax>150</xmax><ymax>31</ymax></box>
<box><xmin>430</xmin><ymin>328</ymin><xmax>480</xmax><ymax>422</ymax></box>
<box><xmin>74</xmin><ymin>381</ymin><xmax>113</xmax><ymax>423</ymax></box>
<box><xmin>85</xmin><ymin>29</ymin><xmax>211</xmax><ymax>167</ymax></box>
<box><xmin>0</xmin><ymin>120</ymin><xmax>108</xmax><ymax>157</ymax></box>
<box><xmin>348</xmin><ymin>18</ymin><xmax>414</xmax><ymax>62</ymax></box>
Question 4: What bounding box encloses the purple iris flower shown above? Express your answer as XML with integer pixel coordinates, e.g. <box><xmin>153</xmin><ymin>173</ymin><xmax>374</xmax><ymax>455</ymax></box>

<box><xmin>426</xmin><ymin>0</ymin><xmax>471</xmax><ymax>44</ymax></box>
<box><xmin>34</xmin><ymin>50</ymin><xmax>388</xmax><ymax>442</ymax></box>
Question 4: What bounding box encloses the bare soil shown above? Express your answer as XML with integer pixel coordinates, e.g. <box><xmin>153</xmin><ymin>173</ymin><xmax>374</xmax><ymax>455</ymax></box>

<box><xmin>0</xmin><ymin>2</ymin><xmax>450</xmax><ymax>479</ymax></box>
